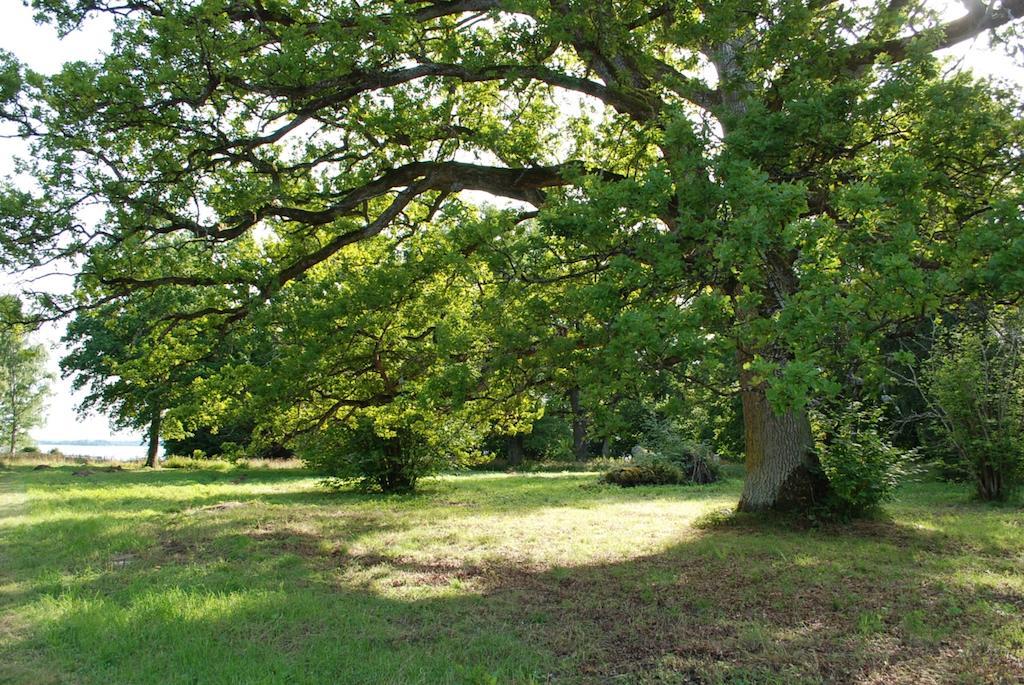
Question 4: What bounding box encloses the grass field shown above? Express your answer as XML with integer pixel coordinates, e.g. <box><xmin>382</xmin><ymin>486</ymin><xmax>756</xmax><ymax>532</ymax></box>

<box><xmin>1</xmin><ymin>464</ymin><xmax>1021</xmax><ymax>684</ymax></box>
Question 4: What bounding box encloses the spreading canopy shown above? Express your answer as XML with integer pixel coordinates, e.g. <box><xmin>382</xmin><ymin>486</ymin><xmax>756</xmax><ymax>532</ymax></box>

<box><xmin>2</xmin><ymin>0</ymin><xmax>1023</xmax><ymax>505</ymax></box>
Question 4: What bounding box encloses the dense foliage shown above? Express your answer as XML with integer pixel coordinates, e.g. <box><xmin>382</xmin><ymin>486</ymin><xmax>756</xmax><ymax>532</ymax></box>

<box><xmin>1</xmin><ymin>1</ymin><xmax>1022</xmax><ymax>504</ymax></box>
<box><xmin>920</xmin><ymin>309</ymin><xmax>1024</xmax><ymax>500</ymax></box>
<box><xmin>603</xmin><ymin>413</ymin><xmax>722</xmax><ymax>486</ymax></box>
<box><xmin>811</xmin><ymin>402</ymin><xmax>910</xmax><ymax>517</ymax></box>
<box><xmin>605</xmin><ymin>445</ymin><xmax>721</xmax><ymax>487</ymax></box>
<box><xmin>302</xmin><ymin>414</ymin><xmax>484</xmax><ymax>492</ymax></box>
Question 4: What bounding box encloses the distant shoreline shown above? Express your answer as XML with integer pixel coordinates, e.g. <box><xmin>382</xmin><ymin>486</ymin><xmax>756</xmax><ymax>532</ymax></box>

<box><xmin>34</xmin><ymin>440</ymin><xmax>144</xmax><ymax>447</ymax></box>
<box><xmin>32</xmin><ymin>442</ymin><xmax>158</xmax><ymax>461</ymax></box>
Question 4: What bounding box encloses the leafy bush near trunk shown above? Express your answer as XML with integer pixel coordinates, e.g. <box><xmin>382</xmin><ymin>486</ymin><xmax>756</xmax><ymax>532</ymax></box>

<box><xmin>812</xmin><ymin>403</ymin><xmax>910</xmax><ymax>517</ymax></box>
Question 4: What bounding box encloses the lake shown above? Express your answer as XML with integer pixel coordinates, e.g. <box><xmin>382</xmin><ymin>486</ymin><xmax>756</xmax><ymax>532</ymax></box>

<box><xmin>35</xmin><ymin>443</ymin><xmax>161</xmax><ymax>461</ymax></box>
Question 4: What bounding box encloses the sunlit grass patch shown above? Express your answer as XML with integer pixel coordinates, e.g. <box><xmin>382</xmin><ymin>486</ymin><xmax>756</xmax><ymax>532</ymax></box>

<box><xmin>1</xmin><ymin>466</ymin><xmax>1021</xmax><ymax>683</ymax></box>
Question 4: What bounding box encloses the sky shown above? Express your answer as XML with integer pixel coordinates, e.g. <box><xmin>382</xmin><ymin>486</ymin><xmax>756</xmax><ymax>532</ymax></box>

<box><xmin>0</xmin><ymin>3</ymin><xmax>122</xmax><ymax>442</ymax></box>
<box><xmin>0</xmin><ymin>0</ymin><xmax>1020</xmax><ymax>443</ymax></box>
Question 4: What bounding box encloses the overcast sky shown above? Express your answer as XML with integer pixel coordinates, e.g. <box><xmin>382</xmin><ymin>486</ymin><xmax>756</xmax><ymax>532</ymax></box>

<box><xmin>0</xmin><ymin>1</ymin><xmax>1020</xmax><ymax>443</ymax></box>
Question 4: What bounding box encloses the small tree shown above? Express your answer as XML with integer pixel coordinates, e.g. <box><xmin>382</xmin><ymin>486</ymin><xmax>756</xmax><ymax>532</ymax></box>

<box><xmin>0</xmin><ymin>296</ymin><xmax>50</xmax><ymax>458</ymax></box>
<box><xmin>301</xmin><ymin>412</ymin><xmax>484</xmax><ymax>493</ymax></box>
<box><xmin>61</xmin><ymin>282</ymin><xmax>230</xmax><ymax>469</ymax></box>
<box><xmin>921</xmin><ymin>310</ymin><xmax>1024</xmax><ymax>501</ymax></box>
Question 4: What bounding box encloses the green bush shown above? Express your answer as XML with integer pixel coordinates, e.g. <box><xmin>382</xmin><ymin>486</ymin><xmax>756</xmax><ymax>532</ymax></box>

<box><xmin>300</xmin><ymin>415</ymin><xmax>482</xmax><ymax>493</ymax></box>
<box><xmin>164</xmin><ymin>423</ymin><xmax>294</xmax><ymax>461</ymax></box>
<box><xmin>634</xmin><ymin>417</ymin><xmax>722</xmax><ymax>483</ymax></box>
<box><xmin>813</xmin><ymin>403</ymin><xmax>909</xmax><ymax>517</ymax></box>
<box><xmin>603</xmin><ymin>414</ymin><xmax>723</xmax><ymax>488</ymax></box>
<box><xmin>667</xmin><ymin>440</ymin><xmax>722</xmax><ymax>485</ymax></box>
<box><xmin>603</xmin><ymin>436</ymin><xmax>721</xmax><ymax>488</ymax></box>
<box><xmin>921</xmin><ymin>311</ymin><xmax>1024</xmax><ymax>501</ymax></box>
<box><xmin>163</xmin><ymin>455</ymin><xmax>233</xmax><ymax>471</ymax></box>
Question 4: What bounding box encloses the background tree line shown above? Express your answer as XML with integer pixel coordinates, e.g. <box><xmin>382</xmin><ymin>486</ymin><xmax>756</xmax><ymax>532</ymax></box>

<box><xmin>0</xmin><ymin>295</ymin><xmax>50</xmax><ymax>460</ymax></box>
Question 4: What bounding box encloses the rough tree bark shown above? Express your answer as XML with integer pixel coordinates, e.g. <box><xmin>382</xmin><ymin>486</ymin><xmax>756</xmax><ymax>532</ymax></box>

<box><xmin>144</xmin><ymin>407</ymin><xmax>162</xmax><ymax>469</ymax></box>
<box><xmin>737</xmin><ymin>364</ymin><xmax>828</xmax><ymax>511</ymax></box>
<box><xmin>731</xmin><ymin>254</ymin><xmax>831</xmax><ymax>512</ymax></box>
<box><xmin>378</xmin><ymin>439</ymin><xmax>415</xmax><ymax>493</ymax></box>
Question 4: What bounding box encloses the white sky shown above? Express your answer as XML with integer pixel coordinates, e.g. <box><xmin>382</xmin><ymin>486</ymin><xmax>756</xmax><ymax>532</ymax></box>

<box><xmin>0</xmin><ymin>0</ymin><xmax>1020</xmax><ymax>442</ymax></box>
<box><xmin>0</xmin><ymin>2</ymin><xmax>122</xmax><ymax>442</ymax></box>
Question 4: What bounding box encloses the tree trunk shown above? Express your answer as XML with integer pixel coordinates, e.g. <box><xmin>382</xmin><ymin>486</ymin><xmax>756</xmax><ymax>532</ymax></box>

<box><xmin>568</xmin><ymin>387</ymin><xmax>589</xmax><ymax>460</ymax></box>
<box><xmin>144</xmin><ymin>408</ymin><xmax>162</xmax><ymax>469</ymax></box>
<box><xmin>8</xmin><ymin>376</ymin><xmax>17</xmax><ymax>458</ymax></box>
<box><xmin>737</xmin><ymin>374</ymin><xmax>828</xmax><ymax>512</ymax></box>
<box><xmin>378</xmin><ymin>439</ymin><xmax>415</xmax><ymax>493</ymax></box>
<box><xmin>977</xmin><ymin>461</ymin><xmax>1004</xmax><ymax>501</ymax></box>
<box><xmin>506</xmin><ymin>434</ymin><xmax>525</xmax><ymax>467</ymax></box>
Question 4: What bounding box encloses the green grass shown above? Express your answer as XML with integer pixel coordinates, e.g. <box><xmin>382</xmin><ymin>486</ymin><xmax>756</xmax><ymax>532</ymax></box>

<box><xmin>1</xmin><ymin>465</ymin><xmax>1021</xmax><ymax>684</ymax></box>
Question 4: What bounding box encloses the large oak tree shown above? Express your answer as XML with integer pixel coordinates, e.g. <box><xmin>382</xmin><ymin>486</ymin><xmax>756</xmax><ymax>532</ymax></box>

<box><xmin>2</xmin><ymin>0</ymin><xmax>1023</xmax><ymax>509</ymax></box>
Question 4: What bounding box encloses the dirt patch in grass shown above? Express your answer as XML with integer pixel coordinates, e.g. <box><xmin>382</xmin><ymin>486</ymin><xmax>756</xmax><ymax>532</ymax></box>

<box><xmin>329</xmin><ymin>551</ymin><xmax>493</xmax><ymax>588</ymax></box>
<box><xmin>109</xmin><ymin>553</ymin><xmax>136</xmax><ymax>568</ymax></box>
<box><xmin>248</xmin><ymin>528</ymin><xmax>323</xmax><ymax>557</ymax></box>
<box><xmin>157</xmin><ymin>538</ymin><xmax>192</xmax><ymax>561</ymax></box>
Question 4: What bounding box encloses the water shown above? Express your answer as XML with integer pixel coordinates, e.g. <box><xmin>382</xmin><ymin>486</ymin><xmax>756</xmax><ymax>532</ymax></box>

<box><xmin>35</xmin><ymin>442</ymin><xmax>161</xmax><ymax>461</ymax></box>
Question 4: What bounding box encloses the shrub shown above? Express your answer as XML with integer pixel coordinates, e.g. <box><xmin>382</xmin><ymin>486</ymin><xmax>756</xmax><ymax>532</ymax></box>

<box><xmin>634</xmin><ymin>416</ymin><xmax>722</xmax><ymax>483</ymax></box>
<box><xmin>921</xmin><ymin>310</ymin><xmax>1024</xmax><ymax>501</ymax></box>
<box><xmin>604</xmin><ymin>413</ymin><xmax>723</xmax><ymax>487</ymax></box>
<box><xmin>300</xmin><ymin>415</ymin><xmax>483</xmax><ymax>493</ymax></box>
<box><xmin>164</xmin><ymin>423</ymin><xmax>294</xmax><ymax>461</ymax></box>
<box><xmin>812</xmin><ymin>402</ymin><xmax>910</xmax><ymax>518</ymax></box>
<box><xmin>670</xmin><ymin>440</ymin><xmax>722</xmax><ymax>485</ymax></box>
<box><xmin>163</xmin><ymin>455</ymin><xmax>233</xmax><ymax>471</ymax></box>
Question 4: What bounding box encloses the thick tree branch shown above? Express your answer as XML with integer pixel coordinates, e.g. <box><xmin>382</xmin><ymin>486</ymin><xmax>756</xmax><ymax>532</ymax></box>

<box><xmin>161</xmin><ymin>159</ymin><xmax>614</xmax><ymax>241</ymax></box>
<box><xmin>224</xmin><ymin>60</ymin><xmax>657</xmax><ymax>124</ymax></box>
<box><xmin>848</xmin><ymin>0</ymin><xmax>1024</xmax><ymax>68</ymax></box>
